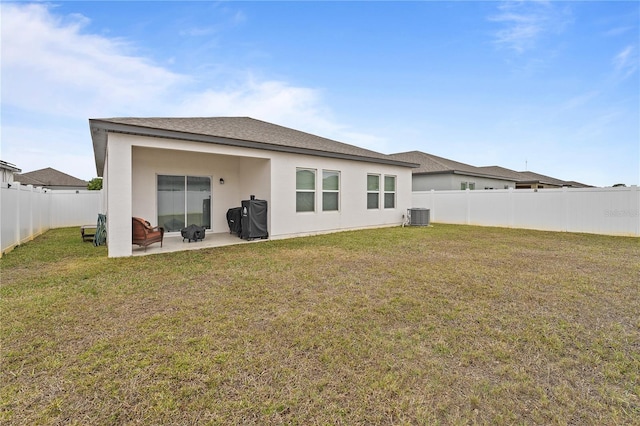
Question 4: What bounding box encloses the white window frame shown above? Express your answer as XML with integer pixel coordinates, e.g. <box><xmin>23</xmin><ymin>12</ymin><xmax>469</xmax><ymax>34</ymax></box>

<box><xmin>384</xmin><ymin>175</ymin><xmax>396</xmax><ymax>209</ymax></box>
<box><xmin>367</xmin><ymin>174</ymin><xmax>380</xmax><ymax>210</ymax></box>
<box><xmin>296</xmin><ymin>168</ymin><xmax>316</xmax><ymax>213</ymax></box>
<box><xmin>322</xmin><ymin>170</ymin><xmax>340</xmax><ymax>212</ymax></box>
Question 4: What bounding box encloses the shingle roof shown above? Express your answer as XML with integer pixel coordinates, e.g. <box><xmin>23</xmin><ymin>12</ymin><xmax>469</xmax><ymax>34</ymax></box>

<box><xmin>390</xmin><ymin>153</ymin><xmax>593</xmax><ymax>187</ymax></box>
<box><xmin>476</xmin><ymin>166</ymin><xmax>523</xmax><ymax>181</ymax></box>
<box><xmin>90</xmin><ymin>117</ymin><xmax>418</xmax><ymax>176</ymax></box>
<box><xmin>478</xmin><ymin>166</ymin><xmax>592</xmax><ymax>187</ymax></box>
<box><xmin>389</xmin><ymin>151</ymin><xmax>507</xmax><ymax>179</ymax></box>
<box><xmin>563</xmin><ymin>180</ymin><xmax>594</xmax><ymax>188</ymax></box>
<box><xmin>16</xmin><ymin>168</ymin><xmax>88</xmax><ymax>188</ymax></box>
<box><xmin>516</xmin><ymin>170</ymin><xmax>569</xmax><ymax>186</ymax></box>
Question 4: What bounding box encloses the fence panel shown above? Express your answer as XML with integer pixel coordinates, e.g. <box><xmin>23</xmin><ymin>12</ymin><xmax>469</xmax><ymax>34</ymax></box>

<box><xmin>468</xmin><ymin>189</ymin><xmax>511</xmax><ymax>227</ymax></box>
<box><xmin>413</xmin><ymin>186</ymin><xmax>639</xmax><ymax>237</ymax></box>
<box><xmin>433</xmin><ymin>190</ymin><xmax>468</xmax><ymax>224</ymax></box>
<box><xmin>511</xmin><ymin>189</ymin><xmax>566</xmax><ymax>232</ymax></box>
<box><xmin>1</xmin><ymin>183</ymin><xmax>20</xmax><ymax>253</ymax></box>
<box><xmin>18</xmin><ymin>185</ymin><xmax>34</xmax><ymax>243</ymax></box>
<box><xmin>1</xmin><ymin>183</ymin><xmax>103</xmax><ymax>256</ymax></box>
<box><xmin>50</xmin><ymin>190</ymin><xmax>104</xmax><ymax>228</ymax></box>
<box><xmin>565</xmin><ymin>187</ymin><xmax>639</xmax><ymax>236</ymax></box>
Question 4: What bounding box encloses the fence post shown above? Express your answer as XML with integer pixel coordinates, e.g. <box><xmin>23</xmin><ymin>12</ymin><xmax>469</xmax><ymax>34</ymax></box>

<box><xmin>430</xmin><ymin>189</ymin><xmax>435</xmax><ymax>222</ymax></box>
<box><xmin>508</xmin><ymin>187</ymin><xmax>514</xmax><ymax>229</ymax></box>
<box><xmin>466</xmin><ymin>188</ymin><xmax>471</xmax><ymax>225</ymax></box>
<box><xmin>562</xmin><ymin>187</ymin><xmax>569</xmax><ymax>232</ymax></box>
<box><xmin>634</xmin><ymin>185</ymin><xmax>640</xmax><ymax>237</ymax></box>
<box><xmin>15</xmin><ymin>182</ymin><xmax>21</xmax><ymax>247</ymax></box>
<box><xmin>27</xmin><ymin>185</ymin><xmax>34</xmax><ymax>243</ymax></box>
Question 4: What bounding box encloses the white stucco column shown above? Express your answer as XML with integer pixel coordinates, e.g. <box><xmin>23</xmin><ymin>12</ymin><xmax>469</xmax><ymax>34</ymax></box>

<box><xmin>106</xmin><ymin>135</ymin><xmax>133</xmax><ymax>257</ymax></box>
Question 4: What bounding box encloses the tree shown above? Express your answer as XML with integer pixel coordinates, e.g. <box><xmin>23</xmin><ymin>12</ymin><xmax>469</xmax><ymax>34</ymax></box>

<box><xmin>87</xmin><ymin>177</ymin><xmax>103</xmax><ymax>190</ymax></box>
<box><xmin>612</xmin><ymin>183</ymin><xmax>626</xmax><ymax>187</ymax></box>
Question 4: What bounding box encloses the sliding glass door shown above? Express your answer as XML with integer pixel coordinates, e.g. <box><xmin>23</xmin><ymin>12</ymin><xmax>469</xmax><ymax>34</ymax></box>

<box><xmin>158</xmin><ymin>175</ymin><xmax>211</xmax><ymax>232</ymax></box>
<box><xmin>187</xmin><ymin>176</ymin><xmax>211</xmax><ymax>229</ymax></box>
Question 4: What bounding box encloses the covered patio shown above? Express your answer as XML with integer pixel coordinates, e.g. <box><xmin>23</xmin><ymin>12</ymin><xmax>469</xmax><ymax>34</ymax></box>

<box><xmin>132</xmin><ymin>231</ymin><xmax>267</xmax><ymax>256</ymax></box>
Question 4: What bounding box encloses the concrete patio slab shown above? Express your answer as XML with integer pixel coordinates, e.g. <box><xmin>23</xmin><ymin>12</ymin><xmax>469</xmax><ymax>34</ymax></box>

<box><xmin>132</xmin><ymin>231</ymin><xmax>266</xmax><ymax>256</ymax></box>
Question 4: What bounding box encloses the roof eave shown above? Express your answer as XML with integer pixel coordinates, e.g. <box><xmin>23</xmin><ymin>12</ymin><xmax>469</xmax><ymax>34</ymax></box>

<box><xmin>90</xmin><ymin>120</ymin><xmax>108</xmax><ymax>177</ymax></box>
<box><xmin>413</xmin><ymin>170</ymin><xmax>517</xmax><ymax>181</ymax></box>
<box><xmin>89</xmin><ymin>120</ymin><xmax>418</xmax><ymax>173</ymax></box>
<box><xmin>451</xmin><ymin>170</ymin><xmax>517</xmax><ymax>180</ymax></box>
<box><xmin>0</xmin><ymin>161</ymin><xmax>22</xmax><ymax>173</ymax></box>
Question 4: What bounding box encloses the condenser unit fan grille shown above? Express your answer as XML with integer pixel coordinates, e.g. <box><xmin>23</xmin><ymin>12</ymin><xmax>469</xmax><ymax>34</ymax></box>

<box><xmin>409</xmin><ymin>208</ymin><xmax>430</xmax><ymax>226</ymax></box>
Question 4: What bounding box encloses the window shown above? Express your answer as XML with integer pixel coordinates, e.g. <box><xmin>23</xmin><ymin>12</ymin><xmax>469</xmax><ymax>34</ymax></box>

<box><xmin>461</xmin><ymin>181</ymin><xmax>468</xmax><ymax>190</ymax></box>
<box><xmin>157</xmin><ymin>175</ymin><xmax>211</xmax><ymax>232</ymax></box>
<box><xmin>469</xmin><ymin>182</ymin><xmax>476</xmax><ymax>190</ymax></box>
<box><xmin>367</xmin><ymin>174</ymin><xmax>380</xmax><ymax>209</ymax></box>
<box><xmin>322</xmin><ymin>170</ymin><xmax>340</xmax><ymax>211</ymax></box>
<box><xmin>296</xmin><ymin>168</ymin><xmax>316</xmax><ymax>212</ymax></box>
<box><xmin>384</xmin><ymin>175</ymin><xmax>396</xmax><ymax>208</ymax></box>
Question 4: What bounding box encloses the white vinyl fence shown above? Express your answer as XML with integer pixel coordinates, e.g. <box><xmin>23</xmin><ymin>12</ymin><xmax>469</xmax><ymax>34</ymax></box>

<box><xmin>1</xmin><ymin>182</ymin><xmax>104</xmax><ymax>256</ymax></box>
<box><xmin>413</xmin><ymin>186</ymin><xmax>639</xmax><ymax>237</ymax></box>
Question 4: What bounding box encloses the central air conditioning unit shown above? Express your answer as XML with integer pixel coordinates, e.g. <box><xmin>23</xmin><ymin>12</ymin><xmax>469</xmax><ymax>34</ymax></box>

<box><xmin>408</xmin><ymin>208</ymin><xmax>430</xmax><ymax>226</ymax></box>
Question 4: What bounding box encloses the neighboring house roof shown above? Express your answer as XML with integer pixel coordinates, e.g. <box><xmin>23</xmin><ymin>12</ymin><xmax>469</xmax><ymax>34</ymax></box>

<box><xmin>390</xmin><ymin>152</ymin><xmax>594</xmax><ymax>188</ymax></box>
<box><xmin>516</xmin><ymin>170</ymin><xmax>571</xmax><ymax>187</ymax></box>
<box><xmin>563</xmin><ymin>180</ymin><xmax>594</xmax><ymax>188</ymax></box>
<box><xmin>389</xmin><ymin>151</ymin><xmax>515</xmax><ymax>180</ymax></box>
<box><xmin>475</xmin><ymin>166</ymin><xmax>523</xmax><ymax>181</ymax></box>
<box><xmin>477</xmin><ymin>166</ymin><xmax>592</xmax><ymax>188</ymax></box>
<box><xmin>0</xmin><ymin>160</ymin><xmax>21</xmax><ymax>173</ymax></box>
<box><xmin>15</xmin><ymin>168</ymin><xmax>88</xmax><ymax>188</ymax></box>
<box><xmin>90</xmin><ymin>117</ymin><xmax>419</xmax><ymax>176</ymax></box>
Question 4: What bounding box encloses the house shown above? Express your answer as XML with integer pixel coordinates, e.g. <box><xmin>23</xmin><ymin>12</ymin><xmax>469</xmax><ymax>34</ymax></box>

<box><xmin>477</xmin><ymin>166</ymin><xmax>592</xmax><ymax>189</ymax></box>
<box><xmin>0</xmin><ymin>160</ymin><xmax>21</xmax><ymax>184</ymax></box>
<box><xmin>15</xmin><ymin>167</ymin><xmax>88</xmax><ymax>190</ymax></box>
<box><xmin>89</xmin><ymin>117</ymin><xmax>418</xmax><ymax>258</ymax></box>
<box><xmin>390</xmin><ymin>151</ymin><xmax>592</xmax><ymax>191</ymax></box>
<box><xmin>389</xmin><ymin>151</ymin><xmax>517</xmax><ymax>190</ymax></box>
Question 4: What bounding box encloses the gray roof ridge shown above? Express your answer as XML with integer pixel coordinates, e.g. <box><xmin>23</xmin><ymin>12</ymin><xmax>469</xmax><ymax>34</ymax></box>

<box><xmin>90</xmin><ymin>116</ymin><xmax>419</xmax><ymax>175</ymax></box>
<box><xmin>391</xmin><ymin>150</ymin><xmax>485</xmax><ymax>172</ymax></box>
<box><xmin>17</xmin><ymin>167</ymin><xmax>88</xmax><ymax>186</ymax></box>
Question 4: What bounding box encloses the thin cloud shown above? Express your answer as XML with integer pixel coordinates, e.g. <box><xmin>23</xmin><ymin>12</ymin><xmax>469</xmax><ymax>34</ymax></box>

<box><xmin>180</xmin><ymin>27</ymin><xmax>217</xmax><ymax>37</ymax></box>
<box><xmin>558</xmin><ymin>91</ymin><xmax>600</xmax><ymax>112</ymax></box>
<box><xmin>0</xmin><ymin>4</ymin><xmax>316</xmax><ymax>121</ymax></box>
<box><xmin>613</xmin><ymin>45</ymin><xmax>638</xmax><ymax>80</ymax></box>
<box><xmin>1</xmin><ymin>3</ymin><xmax>187</xmax><ymax>117</ymax></box>
<box><xmin>604</xmin><ymin>26</ymin><xmax>634</xmax><ymax>37</ymax></box>
<box><xmin>489</xmin><ymin>1</ymin><xmax>572</xmax><ymax>54</ymax></box>
<box><xmin>178</xmin><ymin>7</ymin><xmax>246</xmax><ymax>40</ymax></box>
<box><xmin>176</xmin><ymin>77</ymin><xmax>327</xmax><ymax>123</ymax></box>
<box><xmin>175</xmin><ymin>77</ymin><xmax>387</xmax><ymax>151</ymax></box>
<box><xmin>231</xmin><ymin>10</ymin><xmax>247</xmax><ymax>26</ymax></box>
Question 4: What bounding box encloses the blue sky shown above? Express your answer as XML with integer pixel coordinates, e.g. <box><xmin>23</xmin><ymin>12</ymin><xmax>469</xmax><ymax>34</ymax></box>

<box><xmin>2</xmin><ymin>1</ymin><xmax>638</xmax><ymax>187</ymax></box>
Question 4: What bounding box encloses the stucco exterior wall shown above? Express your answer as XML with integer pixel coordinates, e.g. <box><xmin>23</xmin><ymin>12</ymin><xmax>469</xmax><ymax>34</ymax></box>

<box><xmin>106</xmin><ymin>133</ymin><xmax>412</xmax><ymax>257</ymax></box>
<box><xmin>269</xmin><ymin>152</ymin><xmax>411</xmax><ymax>239</ymax></box>
<box><xmin>105</xmin><ymin>136</ymin><xmax>133</xmax><ymax>257</ymax></box>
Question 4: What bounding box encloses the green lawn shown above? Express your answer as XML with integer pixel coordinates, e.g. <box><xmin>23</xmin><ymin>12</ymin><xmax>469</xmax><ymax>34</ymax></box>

<box><xmin>1</xmin><ymin>225</ymin><xmax>638</xmax><ymax>425</ymax></box>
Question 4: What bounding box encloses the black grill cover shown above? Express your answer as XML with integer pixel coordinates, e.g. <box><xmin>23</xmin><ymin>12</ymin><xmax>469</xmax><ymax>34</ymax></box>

<box><xmin>181</xmin><ymin>224</ymin><xmax>206</xmax><ymax>242</ymax></box>
<box><xmin>226</xmin><ymin>207</ymin><xmax>242</xmax><ymax>236</ymax></box>
<box><xmin>241</xmin><ymin>199</ymin><xmax>268</xmax><ymax>240</ymax></box>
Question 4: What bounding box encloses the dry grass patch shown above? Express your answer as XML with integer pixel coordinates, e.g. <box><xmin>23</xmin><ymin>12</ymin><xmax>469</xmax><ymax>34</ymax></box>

<box><xmin>1</xmin><ymin>225</ymin><xmax>639</xmax><ymax>424</ymax></box>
